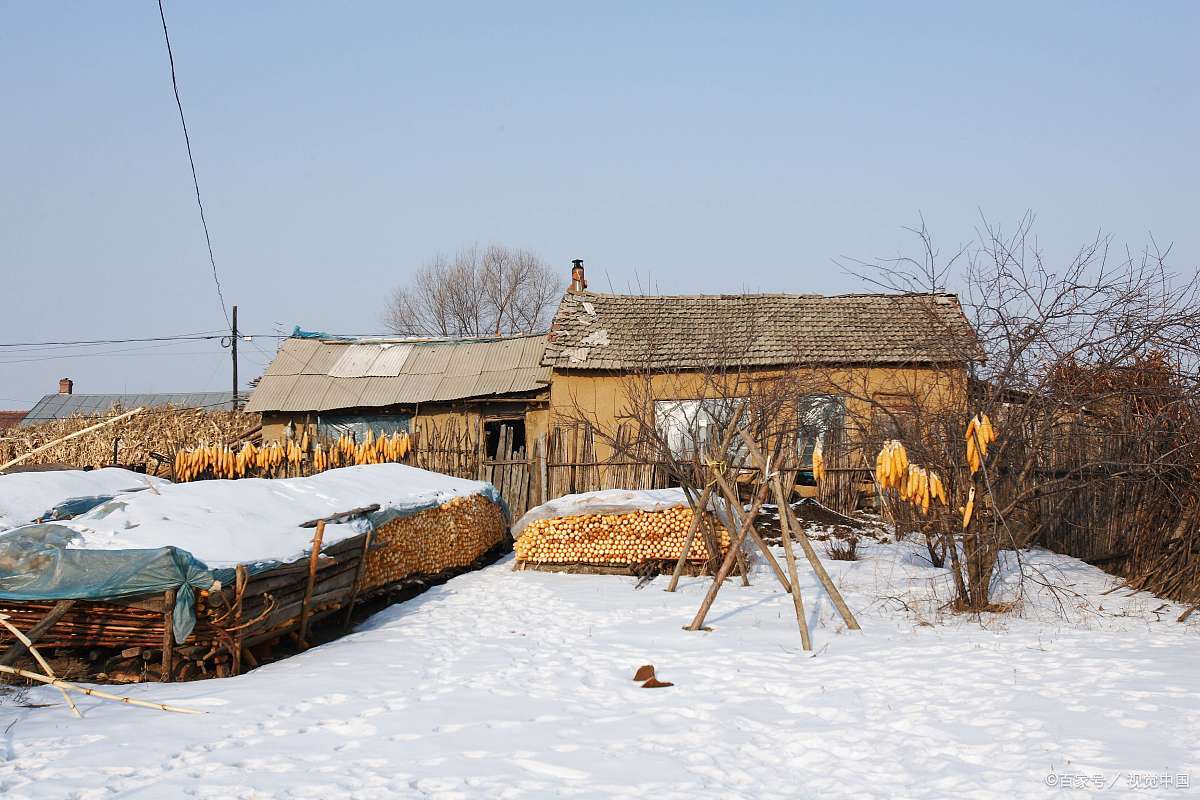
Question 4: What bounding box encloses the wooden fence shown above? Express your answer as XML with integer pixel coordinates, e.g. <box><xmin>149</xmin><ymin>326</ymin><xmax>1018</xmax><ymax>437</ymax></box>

<box><xmin>407</xmin><ymin>422</ymin><xmax>675</xmax><ymax>521</ymax></box>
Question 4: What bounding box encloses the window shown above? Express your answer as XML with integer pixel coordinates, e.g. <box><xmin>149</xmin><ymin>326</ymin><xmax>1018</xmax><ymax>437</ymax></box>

<box><xmin>654</xmin><ymin>398</ymin><xmax>748</xmax><ymax>458</ymax></box>
<box><xmin>795</xmin><ymin>394</ymin><xmax>845</xmax><ymax>466</ymax></box>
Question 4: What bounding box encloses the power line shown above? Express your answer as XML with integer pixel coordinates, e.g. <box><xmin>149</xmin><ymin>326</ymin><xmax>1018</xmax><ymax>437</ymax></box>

<box><xmin>0</xmin><ymin>333</ymin><xmax>270</xmax><ymax>348</ymax></box>
<box><xmin>156</xmin><ymin>0</ymin><xmax>229</xmax><ymax>328</ymax></box>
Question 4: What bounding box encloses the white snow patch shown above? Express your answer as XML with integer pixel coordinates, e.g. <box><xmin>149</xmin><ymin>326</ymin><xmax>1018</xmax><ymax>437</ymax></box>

<box><xmin>0</xmin><ymin>468</ymin><xmax>168</xmax><ymax>531</ymax></box>
<box><xmin>0</xmin><ymin>536</ymin><xmax>1195</xmax><ymax>799</ymax></box>
<box><xmin>513</xmin><ymin>487</ymin><xmax>722</xmax><ymax>536</ymax></box>
<box><xmin>55</xmin><ymin>464</ymin><xmax>495</xmax><ymax>567</ymax></box>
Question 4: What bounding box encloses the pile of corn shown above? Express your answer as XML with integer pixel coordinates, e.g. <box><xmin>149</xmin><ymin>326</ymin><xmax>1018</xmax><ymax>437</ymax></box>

<box><xmin>514</xmin><ymin>506</ymin><xmax>729</xmax><ymax>566</ymax></box>
<box><xmin>174</xmin><ymin>431</ymin><xmax>412</xmax><ymax>482</ymax></box>
<box><xmin>964</xmin><ymin>413</ymin><xmax>997</xmax><ymax>473</ymax></box>
<box><xmin>358</xmin><ymin>493</ymin><xmax>506</xmax><ymax>590</ymax></box>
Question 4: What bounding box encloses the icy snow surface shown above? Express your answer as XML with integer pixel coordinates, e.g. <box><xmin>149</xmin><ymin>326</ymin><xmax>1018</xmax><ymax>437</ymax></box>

<box><xmin>57</xmin><ymin>464</ymin><xmax>495</xmax><ymax>568</ymax></box>
<box><xmin>0</xmin><ymin>467</ymin><xmax>169</xmax><ymax>531</ymax></box>
<box><xmin>0</xmin><ymin>537</ymin><xmax>1197</xmax><ymax>799</ymax></box>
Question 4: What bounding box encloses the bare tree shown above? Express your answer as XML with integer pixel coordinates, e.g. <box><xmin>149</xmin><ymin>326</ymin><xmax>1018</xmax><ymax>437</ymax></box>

<box><xmin>827</xmin><ymin>214</ymin><xmax>1200</xmax><ymax>612</ymax></box>
<box><xmin>384</xmin><ymin>245</ymin><xmax>563</xmax><ymax>337</ymax></box>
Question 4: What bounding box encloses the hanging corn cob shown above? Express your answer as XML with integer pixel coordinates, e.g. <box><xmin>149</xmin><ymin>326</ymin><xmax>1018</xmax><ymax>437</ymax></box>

<box><xmin>874</xmin><ymin>440</ymin><xmax>948</xmax><ymax>515</ymax></box>
<box><xmin>965</xmin><ymin>413</ymin><xmax>998</xmax><ymax>474</ymax></box>
<box><xmin>812</xmin><ymin>440</ymin><xmax>826</xmax><ymax>482</ymax></box>
<box><xmin>961</xmin><ymin>486</ymin><xmax>976</xmax><ymax>528</ymax></box>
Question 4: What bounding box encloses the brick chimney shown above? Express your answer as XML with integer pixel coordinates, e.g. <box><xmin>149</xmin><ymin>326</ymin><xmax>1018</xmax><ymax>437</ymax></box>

<box><xmin>58</xmin><ymin>377</ymin><xmax>73</xmax><ymax>395</ymax></box>
<box><xmin>569</xmin><ymin>259</ymin><xmax>588</xmax><ymax>292</ymax></box>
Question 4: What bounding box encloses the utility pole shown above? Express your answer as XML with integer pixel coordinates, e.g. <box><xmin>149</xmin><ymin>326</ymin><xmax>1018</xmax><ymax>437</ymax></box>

<box><xmin>231</xmin><ymin>305</ymin><xmax>239</xmax><ymax>409</ymax></box>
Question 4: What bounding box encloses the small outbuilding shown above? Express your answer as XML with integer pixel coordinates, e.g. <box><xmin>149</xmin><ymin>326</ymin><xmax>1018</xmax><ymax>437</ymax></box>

<box><xmin>245</xmin><ymin>333</ymin><xmax>551</xmax><ymax>462</ymax></box>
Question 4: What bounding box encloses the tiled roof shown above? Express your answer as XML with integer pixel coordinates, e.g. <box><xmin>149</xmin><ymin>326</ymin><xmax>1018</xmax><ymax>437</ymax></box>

<box><xmin>542</xmin><ymin>292</ymin><xmax>978</xmax><ymax>370</ymax></box>
<box><xmin>244</xmin><ymin>334</ymin><xmax>550</xmax><ymax>413</ymax></box>
<box><xmin>20</xmin><ymin>392</ymin><xmax>246</xmax><ymax>426</ymax></box>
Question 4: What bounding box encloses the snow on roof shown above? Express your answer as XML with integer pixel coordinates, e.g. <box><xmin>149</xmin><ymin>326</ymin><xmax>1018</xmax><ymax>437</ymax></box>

<box><xmin>0</xmin><ymin>468</ymin><xmax>169</xmax><ymax>531</ymax></box>
<box><xmin>58</xmin><ymin>463</ymin><xmax>498</xmax><ymax>569</ymax></box>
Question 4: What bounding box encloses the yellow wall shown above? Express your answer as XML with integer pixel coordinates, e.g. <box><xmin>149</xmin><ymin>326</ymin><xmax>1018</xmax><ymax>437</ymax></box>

<box><xmin>548</xmin><ymin>364</ymin><xmax>967</xmax><ymax>459</ymax></box>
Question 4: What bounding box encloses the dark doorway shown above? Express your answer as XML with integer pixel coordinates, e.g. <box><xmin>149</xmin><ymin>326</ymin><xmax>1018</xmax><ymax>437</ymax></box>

<box><xmin>484</xmin><ymin>418</ymin><xmax>526</xmax><ymax>459</ymax></box>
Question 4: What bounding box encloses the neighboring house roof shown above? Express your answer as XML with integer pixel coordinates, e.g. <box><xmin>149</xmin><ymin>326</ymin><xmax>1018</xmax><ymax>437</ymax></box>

<box><xmin>21</xmin><ymin>392</ymin><xmax>245</xmax><ymax>426</ymax></box>
<box><xmin>0</xmin><ymin>411</ymin><xmax>27</xmax><ymax>430</ymax></box>
<box><xmin>542</xmin><ymin>291</ymin><xmax>978</xmax><ymax>371</ymax></box>
<box><xmin>245</xmin><ymin>334</ymin><xmax>550</xmax><ymax>413</ymax></box>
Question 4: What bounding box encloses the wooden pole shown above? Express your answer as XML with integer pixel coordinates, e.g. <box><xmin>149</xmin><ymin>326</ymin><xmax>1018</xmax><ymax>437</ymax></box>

<box><xmin>297</xmin><ymin>520</ymin><xmax>326</xmax><ymax>646</ymax></box>
<box><xmin>0</xmin><ymin>599</ymin><xmax>75</xmax><ymax>666</ymax></box>
<box><xmin>740</xmin><ymin>431</ymin><xmax>861</xmax><ymax>632</ymax></box>
<box><xmin>341</xmin><ymin>527</ymin><xmax>375</xmax><ymax>631</ymax></box>
<box><xmin>776</xmin><ymin>484</ymin><xmax>812</xmax><ymax>650</ymax></box>
<box><xmin>782</xmin><ymin>501</ymin><xmax>862</xmax><ymax>630</ymax></box>
<box><xmin>161</xmin><ymin>588</ymin><xmax>176</xmax><ymax>682</ymax></box>
<box><xmin>0</xmin><ymin>407</ymin><xmax>145</xmax><ymax>472</ymax></box>
<box><xmin>666</xmin><ymin>482</ymin><xmax>715</xmax><ymax>592</ymax></box>
<box><xmin>685</xmin><ymin>483</ymin><xmax>770</xmax><ymax>631</ymax></box>
<box><xmin>232</xmin><ymin>564</ymin><xmax>247</xmax><ymax>674</ymax></box>
<box><xmin>0</xmin><ymin>663</ymin><xmax>202</xmax><ymax>714</ymax></box>
<box><xmin>709</xmin><ymin>469</ymin><xmax>795</xmax><ymax>593</ymax></box>
<box><xmin>0</xmin><ymin>614</ymin><xmax>80</xmax><ymax>717</ymax></box>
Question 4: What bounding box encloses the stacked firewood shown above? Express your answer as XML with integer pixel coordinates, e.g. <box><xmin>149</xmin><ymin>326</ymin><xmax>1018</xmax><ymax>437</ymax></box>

<box><xmin>514</xmin><ymin>506</ymin><xmax>728</xmax><ymax>566</ymax></box>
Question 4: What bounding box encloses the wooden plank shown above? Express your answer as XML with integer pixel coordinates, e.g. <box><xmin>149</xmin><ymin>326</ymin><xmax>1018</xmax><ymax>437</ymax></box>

<box><xmin>299</xmin><ymin>504</ymin><xmax>380</xmax><ymax>528</ymax></box>
<box><xmin>0</xmin><ymin>599</ymin><xmax>76</xmax><ymax>666</ymax></box>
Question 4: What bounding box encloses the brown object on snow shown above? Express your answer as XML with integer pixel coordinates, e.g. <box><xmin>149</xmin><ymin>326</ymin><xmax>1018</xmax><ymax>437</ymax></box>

<box><xmin>633</xmin><ymin>664</ymin><xmax>656</xmax><ymax>682</ymax></box>
<box><xmin>641</xmin><ymin>677</ymin><xmax>674</xmax><ymax>688</ymax></box>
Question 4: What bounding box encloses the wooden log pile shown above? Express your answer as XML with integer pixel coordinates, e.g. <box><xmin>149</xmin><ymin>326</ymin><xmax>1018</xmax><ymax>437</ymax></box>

<box><xmin>514</xmin><ymin>507</ymin><xmax>729</xmax><ymax>568</ymax></box>
<box><xmin>359</xmin><ymin>494</ymin><xmax>507</xmax><ymax>591</ymax></box>
<box><xmin>0</xmin><ymin>493</ymin><xmax>508</xmax><ymax>683</ymax></box>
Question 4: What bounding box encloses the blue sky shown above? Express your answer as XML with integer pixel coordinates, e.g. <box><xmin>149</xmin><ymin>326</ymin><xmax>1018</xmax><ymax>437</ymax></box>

<box><xmin>1</xmin><ymin>2</ymin><xmax>1196</xmax><ymax>407</ymax></box>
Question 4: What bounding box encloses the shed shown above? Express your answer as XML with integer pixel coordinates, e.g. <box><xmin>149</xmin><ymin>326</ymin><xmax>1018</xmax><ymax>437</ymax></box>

<box><xmin>245</xmin><ymin>333</ymin><xmax>551</xmax><ymax>460</ymax></box>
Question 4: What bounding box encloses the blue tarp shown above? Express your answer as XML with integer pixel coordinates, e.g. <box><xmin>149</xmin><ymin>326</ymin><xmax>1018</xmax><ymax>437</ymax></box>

<box><xmin>0</xmin><ymin>524</ymin><xmax>214</xmax><ymax>643</ymax></box>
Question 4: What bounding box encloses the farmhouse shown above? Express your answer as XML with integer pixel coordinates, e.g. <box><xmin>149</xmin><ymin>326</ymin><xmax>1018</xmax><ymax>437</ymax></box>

<box><xmin>245</xmin><ymin>333</ymin><xmax>550</xmax><ymax>461</ymax></box>
<box><xmin>540</xmin><ymin>264</ymin><xmax>977</xmax><ymax>477</ymax></box>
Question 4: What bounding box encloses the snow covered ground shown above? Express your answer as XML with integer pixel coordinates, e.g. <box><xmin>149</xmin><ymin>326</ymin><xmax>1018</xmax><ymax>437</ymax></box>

<box><xmin>1</xmin><ymin>535</ymin><xmax>1197</xmax><ymax>799</ymax></box>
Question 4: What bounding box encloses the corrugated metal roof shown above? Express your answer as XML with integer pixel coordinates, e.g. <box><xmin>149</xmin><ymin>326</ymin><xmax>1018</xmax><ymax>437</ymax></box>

<box><xmin>20</xmin><ymin>391</ymin><xmax>247</xmax><ymax>426</ymax></box>
<box><xmin>244</xmin><ymin>334</ymin><xmax>550</xmax><ymax>412</ymax></box>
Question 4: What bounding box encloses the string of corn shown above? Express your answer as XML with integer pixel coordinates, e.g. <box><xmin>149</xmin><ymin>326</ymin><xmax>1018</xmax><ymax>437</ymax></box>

<box><xmin>874</xmin><ymin>439</ymin><xmax>947</xmax><ymax>515</ymax></box>
<box><xmin>174</xmin><ymin>431</ymin><xmax>412</xmax><ymax>482</ymax></box>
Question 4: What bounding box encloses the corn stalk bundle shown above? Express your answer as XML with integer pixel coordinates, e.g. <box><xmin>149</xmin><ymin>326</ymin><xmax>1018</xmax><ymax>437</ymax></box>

<box><xmin>358</xmin><ymin>494</ymin><xmax>506</xmax><ymax>591</ymax></box>
<box><xmin>0</xmin><ymin>406</ymin><xmax>257</xmax><ymax>473</ymax></box>
<box><xmin>514</xmin><ymin>506</ymin><xmax>730</xmax><ymax>566</ymax></box>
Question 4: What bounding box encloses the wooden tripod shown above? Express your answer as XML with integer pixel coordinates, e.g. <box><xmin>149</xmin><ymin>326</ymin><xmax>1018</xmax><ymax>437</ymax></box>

<box><xmin>682</xmin><ymin>429</ymin><xmax>861</xmax><ymax>650</ymax></box>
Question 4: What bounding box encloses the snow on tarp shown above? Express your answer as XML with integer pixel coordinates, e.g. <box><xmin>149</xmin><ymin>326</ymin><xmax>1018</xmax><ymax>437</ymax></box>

<box><xmin>512</xmin><ymin>487</ymin><xmax>727</xmax><ymax>537</ymax></box>
<box><xmin>0</xmin><ymin>464</ymin><xmax>503</xmax><ymax>643</ymax></box>
<box><xmin>58</xmin><ymin>463</ymin><xmax>502</xmax><ymax>570</ymax></box>
<box><xmin>0</xmin><ymin>468</ymin><xmax>169</xmax><ymax>531</ymax></box>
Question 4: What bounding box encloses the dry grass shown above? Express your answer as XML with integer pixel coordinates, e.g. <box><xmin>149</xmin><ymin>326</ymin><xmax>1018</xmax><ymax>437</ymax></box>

<box><xmin>825</xmin><ymin>535</ymin><xmax>860</xmax><ymax>561</ymax></box>
<box><xmin>0</xmin><ymin>406</ymin><xmax>260</xmax><ymax>476</ymax></box>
